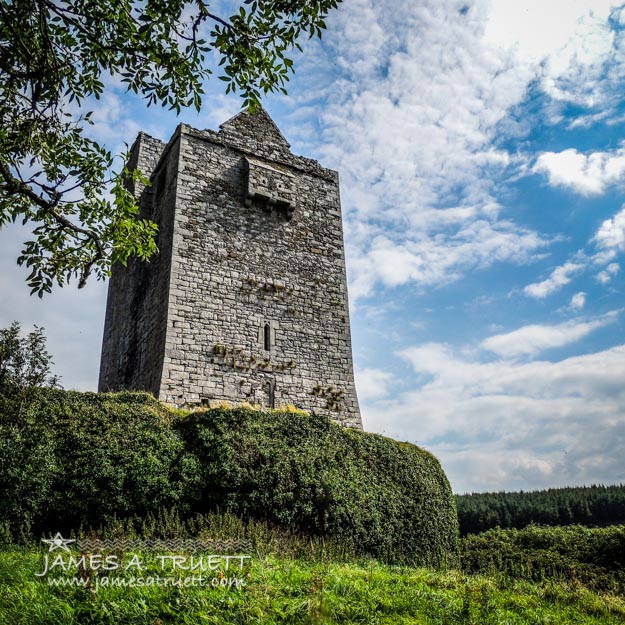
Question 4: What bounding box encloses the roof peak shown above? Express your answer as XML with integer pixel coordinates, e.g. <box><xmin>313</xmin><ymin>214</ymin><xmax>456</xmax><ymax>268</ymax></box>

<box><xmin>218</xmin><ymin>106</ymin><xmax>291</xmax><ymax>152</ymax></box>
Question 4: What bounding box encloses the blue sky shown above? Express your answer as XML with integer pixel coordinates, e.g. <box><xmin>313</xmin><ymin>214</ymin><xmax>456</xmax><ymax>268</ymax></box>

<box><xmin>2</xmin><ymin>0</ymin><xmax>625</xmax><ymax>493</ymax></box>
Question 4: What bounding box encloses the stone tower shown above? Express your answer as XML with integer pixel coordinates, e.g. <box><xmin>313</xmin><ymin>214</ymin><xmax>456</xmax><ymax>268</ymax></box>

<box><xmin>98</xmin><ymin>108</ymin><xmax>361</xmax><ymax>429</ymax></box>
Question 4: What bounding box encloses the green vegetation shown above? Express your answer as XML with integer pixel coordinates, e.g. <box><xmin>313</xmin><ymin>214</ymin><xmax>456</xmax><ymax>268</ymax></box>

<box><xmin>0</xmin><ymin>322</ymin><xmax>59</xmax><ymax>391</ymax></box>
<box><xmin>457</xmin><ymin>485</ymin><xmax>625</xmax><ymax>535</ymax></box>
<box><xmin>462</xmin><ymin>524</ymin><xmax>625</xmax><ymax>595</ymax></box>
<box><xmin>1</xmin><ymin>544</ymin><xmax>624</xmax><ymax>625</ymax></box>
<box><xmin>0</xmin><ymin>321</ymin><xmax>61</xmax><ymax>424</ymax></box>
<box><xmin>3</xmin><ymin>350</ymin><xmax>623</xmax><ymax>621</ymax></box>
<box><xmin>0</xmin><ymin>0</ymin><xmax>340</xmax><ymax>295</ymax></box>
<box><xmin>0</xmin><ymin>388</ymin><xmax>458</xmax><ymax>566</ymax></box>
<box><xmin>2</xmin><ymin>518</ymin><xmax>624</xmax><ymax>623</ymax></box>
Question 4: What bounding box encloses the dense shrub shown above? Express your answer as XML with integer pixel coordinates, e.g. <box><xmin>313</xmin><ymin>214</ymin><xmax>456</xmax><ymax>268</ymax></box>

<box><xmin>177</xmin><ymin>407</ymin><xmax>458</xmax><ymax>566</ymax></box>
<box><xmin>0</xmin><ymin>390</ymin><xmax>186</xmax><ymax>539</ymax></box>
<box><xmin>461</xmin><ymin>524</ymin><xmax>625</xmax><ymax>594</ymax></box>
<box><xmin>0</xmin><ymin>389</ymin><xmax>458</xmax><ymax>566</ymax></box>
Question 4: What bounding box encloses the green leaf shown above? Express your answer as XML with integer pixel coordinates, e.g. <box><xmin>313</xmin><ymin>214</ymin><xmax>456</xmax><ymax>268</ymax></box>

<box><xmin>0</xmin><ymin>0</ymin><xmax>341</xmax><ymax>295</ymax></box>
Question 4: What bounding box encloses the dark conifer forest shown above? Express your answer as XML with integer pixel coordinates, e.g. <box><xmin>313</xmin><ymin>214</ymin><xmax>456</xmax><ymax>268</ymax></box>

<box><xmin>456</xmin><ymin>484</ymin><xmax>625</xmax><ymax>535</ymax></box>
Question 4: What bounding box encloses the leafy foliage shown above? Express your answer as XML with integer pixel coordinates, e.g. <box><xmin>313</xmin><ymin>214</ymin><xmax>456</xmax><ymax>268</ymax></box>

<box><xmin>0</xmin><ymin>0</ymin><xmax>339</xmax><ymax>294</ymax></box>
<box><xmin>461</xmin><ymin>524</ymin><xmax>625</xmax><ymax>595</ymax></box>
<box><xmin>457</xmin><ymin>485</ymin><xmax>625</xmax><ymax>536</ymax></box>
<box><xmin>0</xmin><ymin>388</ymin><xmax>458</xmax><ymax>566</ymax></box>
<box><xmin>177</xmin><ymin>406</ymin><xmax>459</xmax><ymax>566</ymax></box>
<box><xmin>0</xmin><ymin>321</ymin><xmax>59</xmax><ymax>391</ymax></box>
<box><xmin>0</xmin><ymin>391</ymin><xmax>185</xmax><ymax>540</ymax></box>
<box><xmin>0</xmin><ymin>321</ymin><xmax>60</xmax><ymax>424</ymax></box>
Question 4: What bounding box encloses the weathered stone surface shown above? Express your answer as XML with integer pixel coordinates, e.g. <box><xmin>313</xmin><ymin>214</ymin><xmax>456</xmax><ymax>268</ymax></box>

<box><xmin>98</xmin><ymin>108</ymin><xmax>362</xmax><ymax>429</ymax></box>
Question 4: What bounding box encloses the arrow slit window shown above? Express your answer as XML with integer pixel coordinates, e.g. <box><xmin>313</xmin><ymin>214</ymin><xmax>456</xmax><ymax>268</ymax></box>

<box><xmin>264</xmin><ymin>323</ymin><xmax>271</xmax><ymax>351</ymax></box>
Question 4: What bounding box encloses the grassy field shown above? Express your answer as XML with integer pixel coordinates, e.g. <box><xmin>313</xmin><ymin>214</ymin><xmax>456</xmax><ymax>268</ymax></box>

<box><xmin>1</xmin><ymin>546</ymin><xmax>624</xmax><ymax>625</ymax></box>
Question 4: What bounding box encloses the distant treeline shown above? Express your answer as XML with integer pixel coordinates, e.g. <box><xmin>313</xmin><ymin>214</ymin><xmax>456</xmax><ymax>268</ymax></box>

<box><xmin>456</xmin><ymin>484</ymin><xmax>625</xmax><ymax>536</ymax></box>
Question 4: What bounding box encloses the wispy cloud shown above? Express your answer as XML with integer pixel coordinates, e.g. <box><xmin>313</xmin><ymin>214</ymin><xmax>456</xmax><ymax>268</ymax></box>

<box><xmin>305</xmin><ymin>0</ymin><xmax>565</xmax><ymax>301</ymax></box>
<box><xmin>349</xmin><ymin>222</ymin><xmax>547</xmax><ymax>301</ymax></box>
<box><xmin>596</xmin><ymin>262</ymin><xmax>620</xmax><ymax>284</ymax></box>
<box><xmin>524</xmin><ymin>262</ymin><xmax>584</xmax><ymax>298</ymax></box>
<box><xmin>364</xmin><ymin>339</ymin><xmax>625</xmax><ymax>491</ymax></box>
<box><xmin>484</xmin><ymin>0</ymin><xmax>625</xmax><ymax>118</ymax></box>
<box><xmin>301</xmin><ymin>0</ymin><xmax>625</xmax><ymax>302</ymax></box>
<box><xmin>481</xmin><ymin>312</ymin><xmax>619</xmax><ymax>358</ymax></box>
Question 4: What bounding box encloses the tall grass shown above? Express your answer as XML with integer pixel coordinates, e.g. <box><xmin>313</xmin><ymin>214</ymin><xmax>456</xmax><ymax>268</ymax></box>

<box><xmin>2</xmin><ymin>517</ymin><xmax>624</xmax><ymax>624</ymax></box>
<box><xmin>1</xmin><ymin>548</ymin><xmax>624</xmax><ymax>625</ymax></box>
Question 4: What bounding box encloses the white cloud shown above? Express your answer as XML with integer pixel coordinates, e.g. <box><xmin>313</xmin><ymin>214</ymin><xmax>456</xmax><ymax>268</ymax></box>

<box><xmin>533</xmin><ymin>147</ymin><xmax>625</xmax><ymax>195</ymax></box>
<box><xmin>361</xmin><ymin>341</ymin><xmax>625</xmax><ymax>492</ymax></box>
<box><xmin>484</xmin><ymin>0</ymin><xmax>624</xmax><ymax>112</ymax></box>
<box><xmin>596</xmin><ymin>262</ymin><xmax>620</xmax><ymax>284</ymax></box>
<box><xmin>348</xmin><ymin>222</ymin><xmax>547</xmax><ymax>300</ymax></box>
<box><xmin>594</xmin><ymin>205</ymin><xmax>625</xmax><ymax>250</ymax></box>
<box><xmin>481</xmin><ymin>312</ymin><xmax>618</xmax><ymax>358</ymax></box>
<box><xmin>484</xmin><ymin>0</ymin><xmax>616</xmax><ymax>66</ymax></box>
<box><xmin>302</xmin><ymin>0</ymin><xmax>557</xmax><ymax>301</ymax></box>
<box><xmin>570</xmin><ymin>292</ymin><xmax>586</xmax><ymax>309</ymax></box>
<box><xmin>592</xmin><ymin>207</ymin><xmax>625</xmax><ymax>277</ymax></box>
<box><xmin>299</xmin><ymin>0</ymin><xmax>625</xmax><ymax>301</ymax></box>
<box><xmin>204</xmin><ymin>94</ymin><xmax>242</xmax><ymax>132</ymax></box>
<box><xmin>355</xmin><ymin>367</ymin><xmax>393</xmax><ymax>402</ymax></box>
<box><xmin>524</xmin><ymin>262</ymin><xmax>583</xmax><ymax>298</ymax></box>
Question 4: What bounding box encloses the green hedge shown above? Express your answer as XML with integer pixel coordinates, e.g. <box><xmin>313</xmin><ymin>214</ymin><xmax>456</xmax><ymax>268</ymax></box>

<box><xmin>0</xmin><ymin>390</ymin><xmax>186</xmax><ymax>540</ymax></box>
<box><xmin>461</xmin><ymin>524</ymin><xmax>625</xmax><ymax>593</ymax></box>
<box><xmin>0</xmin><ymin>389</ymin><xmax>458</xmax><ymax>565</ymax></box>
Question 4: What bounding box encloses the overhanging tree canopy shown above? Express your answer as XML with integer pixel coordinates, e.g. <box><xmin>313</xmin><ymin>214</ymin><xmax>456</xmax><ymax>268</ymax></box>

<box><xmin>0</xmin><ymin>0</ymin><xmax>339</xmax><ymax>295</ymax></box>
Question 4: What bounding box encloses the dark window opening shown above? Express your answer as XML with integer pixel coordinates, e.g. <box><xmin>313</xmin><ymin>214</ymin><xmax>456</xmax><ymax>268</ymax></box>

<box><xmin>268</xmin><ymin>379</ymin><xmax>276</xmax><ymax>409</ymax></box>
<box><xmin>264</xmin><ymin>323</ymin><xmax>271</xmax><ymax>351</ymax></box>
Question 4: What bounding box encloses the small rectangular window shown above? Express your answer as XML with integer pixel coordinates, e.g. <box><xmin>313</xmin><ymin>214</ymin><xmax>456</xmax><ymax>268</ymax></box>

<box><xmin>264</xmin><ymin>323</ymin><xmax>271</xmax><ymax>351</ymax></box>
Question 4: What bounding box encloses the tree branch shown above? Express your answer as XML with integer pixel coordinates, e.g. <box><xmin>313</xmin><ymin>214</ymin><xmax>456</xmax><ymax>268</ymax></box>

<box><xmin>0</xmin><ymin>160</ymin><xmax>105</xmax><ymax>261</ymax></box>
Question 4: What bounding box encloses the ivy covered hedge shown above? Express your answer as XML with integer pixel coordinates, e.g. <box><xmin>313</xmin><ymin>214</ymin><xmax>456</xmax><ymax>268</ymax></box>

<box><xmin>0</xmin><ymin>389</ymin><xmax>458</xmax><ymax>565</ymax></box>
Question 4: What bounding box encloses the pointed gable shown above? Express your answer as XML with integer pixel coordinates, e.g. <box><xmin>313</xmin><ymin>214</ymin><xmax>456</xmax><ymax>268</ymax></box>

<box><xmin>217</xmin><ymin>106</ymin><xmax>291</xmax><ymax>160</ymax></box>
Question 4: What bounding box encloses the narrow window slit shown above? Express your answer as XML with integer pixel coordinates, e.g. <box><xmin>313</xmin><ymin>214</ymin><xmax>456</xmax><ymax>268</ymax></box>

<box><xmin>264</xmin><ymin>323</ymin><xmax>271</xmax><ymax>351</ymax></box>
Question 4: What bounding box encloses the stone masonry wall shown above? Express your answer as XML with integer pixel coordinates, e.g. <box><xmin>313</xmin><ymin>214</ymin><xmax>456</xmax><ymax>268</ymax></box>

<box><xmin>99</xmin><ymin>109</ymin><xmax>362</xmax><ymax>429</ymax></box>
<box><xmin>99</xmin><ymin>132</ymin><xmax>179</xmax><ymax>395</ymax></box>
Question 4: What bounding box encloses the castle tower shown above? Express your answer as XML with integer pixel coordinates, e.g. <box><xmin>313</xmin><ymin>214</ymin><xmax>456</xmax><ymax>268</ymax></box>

<box><xmin>98</xmin><ymin>108</ymin><xmax>361</xmax><ymax>429</ymax></box>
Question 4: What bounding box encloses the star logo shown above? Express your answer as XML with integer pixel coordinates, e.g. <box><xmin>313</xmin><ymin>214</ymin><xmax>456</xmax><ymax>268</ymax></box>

<box><xmin>42</xmin><ymin>533</ymin><xmax>75</xmax><ymax>552</ymax></box>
